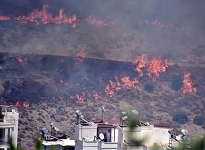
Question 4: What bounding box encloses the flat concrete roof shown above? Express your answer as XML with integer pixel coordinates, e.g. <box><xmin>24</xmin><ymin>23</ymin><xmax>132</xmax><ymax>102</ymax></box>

<box><xmin>42</xmin><ymin>139</ymin><xmax>75</xmax><ymax>146</ymax></box>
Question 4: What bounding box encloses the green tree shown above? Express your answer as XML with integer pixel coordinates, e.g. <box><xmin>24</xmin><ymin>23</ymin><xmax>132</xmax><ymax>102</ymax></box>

<box><xmin>144</xmin><ymin>82</ymin><xmax>154</xmax><ymax>92</ymax></box>
<box><xmin>193</xmin><ymin>116</ymin><xmax>205</xmax><ymax>126</ymax></box>
<box><xmin>171</xmin><ymin>74</ymin><xmax>183</xmax><ymax>91</ymax></box>
<box><xmin>172</xmin><ymin>110</ymin><xmax>189</xmax><ymax>124</ymax></box>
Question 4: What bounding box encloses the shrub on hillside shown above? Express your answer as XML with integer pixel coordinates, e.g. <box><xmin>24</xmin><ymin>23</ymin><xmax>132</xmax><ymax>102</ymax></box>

<box><xmin>202</xmin><ymin>124</ymin><xmax>205</xmax><ymax>130</ymax></box>
<box><xmin>192</xmin><ymin>44</ymin><xmax>205</xmax><ymax>57</ymax></box>
<box><xmin>144</xmin><ymin>82</ymin><xmax>154</xmax><ymax>92</ymax></box>
<box><xmin>193</xmin><ymin>115</ymin><xmax>205</xmax><ymax>125</ymax></box>
<box><xmin>171</xmin><ymin>74</ymin><xmax>183</xmax><ymax>91</ymax></box>
<box><xmin>172</xmin><ymin>110</ymin><xmax>188</xmax><ymax>124</ymax></box>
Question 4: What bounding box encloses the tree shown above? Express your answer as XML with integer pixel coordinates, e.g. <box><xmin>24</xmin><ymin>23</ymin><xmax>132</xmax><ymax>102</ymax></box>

<box><xmin>172</xmin><ymin>110</ymin><xmax>188</xmax><ymax>124</ymax></box>
<box><xmin>193</xmin><ymin>116</ymin><xmax>205</xmax><ymax>126</ymax></box>
<box><xmin>144</xmin><ymin>82</ymin><xmax>154</xmax><ymax>92</ymax></box>
<box><xmin>171</xmin><ymin>74</ymin><xmax>183</xmax><ymax>91</ymax></box>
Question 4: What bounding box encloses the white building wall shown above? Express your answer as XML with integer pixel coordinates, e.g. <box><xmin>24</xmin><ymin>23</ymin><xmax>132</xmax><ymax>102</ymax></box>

<box><xmin>139</xmin><ymin>127</ymin><xmax>170</xmax><ymax>146</ymax></box>
<box><xmin>5</xmin><ymin>111</ymin><xmax>19</xmax><ymax>147</ymax></box>
<box><xmin>0</xmin><ymin>107</ymin><xmax>19</xmax><ymax>150</ymax></box>
<box><xmin>123</xmin><ymin>126</ymin><xmax>171</xmax><ymax>147</ymax></box>
<box><xmin>76</xmin><ymin>125</ymin><xmax>98</xmax><ymax>141</ymax></box>
<box><xmin>75</xmin><ymin>125</ymin><xmax>123</xmax><ymax>150</ymax></box>
<box><xmin>111</xmin><ymin>128</ymin><xmax>119</xmax><ymax>142</ymax></box>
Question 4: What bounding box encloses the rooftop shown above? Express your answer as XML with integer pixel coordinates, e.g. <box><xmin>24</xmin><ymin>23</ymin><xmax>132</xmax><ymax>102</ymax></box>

<box><xmin>42</xmin><ymin>138</ymin><xmax>75</xmax><ymax>146</ymax></box>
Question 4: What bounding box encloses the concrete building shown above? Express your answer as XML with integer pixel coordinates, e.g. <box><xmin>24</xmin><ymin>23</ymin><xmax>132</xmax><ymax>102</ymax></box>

<box><xmin>41</xmin><ymin>123</ymin><xmax>75</xmax><ymax>150</ymax></box>
<box><xmin>122</xmin><ymin>125</ymin><xmax>171</xmax><ymax>147</ymax></box>
<box><xmin>75</xmin><ymin>122</ymin><xmax>123</xmax><ymax>150</ymax></box>
<box><xmin>0</xmin><ymin>101</ymin><xmax>19</xmax><ymax>150</ymax></box>
<box><xmin>40</xmin><ymin>109</ymin><xmax>177</xmax><ymax>150</ymax></box>
<box><xmin>42</xmin><ymin>138</ymin><xmax>75</xmax><ymax>150</ymax></box>
<box><xmin>122</xmin><ymin>125</ymin><xmax>172</xmax><ymax>150</ymax></box>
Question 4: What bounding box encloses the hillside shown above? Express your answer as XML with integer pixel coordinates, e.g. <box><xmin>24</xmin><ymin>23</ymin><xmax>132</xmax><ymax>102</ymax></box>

<box><xmin>0</xmin><ymin>0</ymin><xmax>205</xmax><ymax>149</ymax></box>
<box><xmin>0</xmin><ymin>52</ymin><xmax>205</xmax><ymax>149</ymax></box>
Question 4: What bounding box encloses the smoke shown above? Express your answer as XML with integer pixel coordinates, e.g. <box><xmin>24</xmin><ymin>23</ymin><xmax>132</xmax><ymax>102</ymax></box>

<box><xmin>0</xmin><ymin>0</ymin><xmax>205</xmax><ymax>61</ymax></box>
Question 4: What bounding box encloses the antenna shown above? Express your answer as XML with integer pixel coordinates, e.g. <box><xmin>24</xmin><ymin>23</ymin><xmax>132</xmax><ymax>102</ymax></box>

<box><xmin>101</xmin><ymin>106</ymin><xmax>108</xmax><ymax>123</ymax></box>
<box><xmin>121</xmin><ymin>111</ymin><xmax>128</xmax><ymax>126</ymax></box>
<box><xmin>50</xmin><ymin>122</ymin><xmax>55</xmax><ymax>128</ymax></box>
<box><xmin>42</xmin><ymin>127</ymin><xmax>49</xmax><ymax>140</ymax></box>
<box><xmin>76</xmin><ymin>110</ymin><xmax>82</xmax><ymax>125</ymax></box>
<box><xmin>50</xmin><ymin>123</ymin><xmax>60</xmax><ymax>136</ymax></box>
<box><xmin>181</xmin><ymin>129</ymin><xmax>189</xmax><ymax>136</ymax></box>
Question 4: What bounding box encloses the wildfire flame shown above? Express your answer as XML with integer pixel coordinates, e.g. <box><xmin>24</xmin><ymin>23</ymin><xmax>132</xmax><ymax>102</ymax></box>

<box><xmin>16</xmin><ymin>56</ymin><xmax>27</xmax><ymax>63</ymax></box>
<box><xmin>23</xmin><ymin>102</ymin><xmax>29</xmax><ymax>108</ymax></box>
<box><xmin>105</xmin><ymin>76</ymin><xmax>138</xmax><ymax>97</ymax></box>
<box><xmin>133</xmin><ymin>55</ymin><xmax>168</xmax><ymax>80</ymax></box>
<box><xmin>109</xmin><ymin>78</ymin><xmax>121</xmax><ymax>91</ymax></box>
<box><xmin>0</xmin><ymin>15</ymin><xmax>10</xmax><ymax>21</ymax></box>
<box><xmin>181</xmin><ymin>73</ymin><xmax>196</xmax><ymax>94</ymax></box>
<box><xmin>147</xmin><ymin>57</ymin><xmax>168</xmax><ymax>80</ymax></box>
<box><xmin>132</xmin><ymin>54</ymin><xmax>146</xmax><ymax>76</ymax></box>
<box><xmin>85</xmin><ymin>16</ymin><xmax>117</xmax><ymax>27</ymax></box>
<box><xmin>15</xmin><ymin>101</ymin><xmax>30</xmax><ymax>108</ymax></box>
<box><xmin>0</xmin><ymin>3</ymin><xmax>76</xmax><ymax>27</ymax></box>
<box><xmin>16</xmin><ymin>79</ymin><xmax>23</xmax><ymax>85</ymax></box>
<box><xmin>76</xmin><ymin>92</ymin><xmax>85</xmax><ymax>102</ymax></box>
<box><xmin>76</xmin><ymin>49</ymin><xmax>86</xmax><ymax>63</ymax></box>
<box><xmin>151</xmin><ymin>19</ymin><xmax>165</xmax><ymax>28</ymax></box>
<box><xmin>121</xmin><ymin>76</ymin><xmax>139</xmax><ymax>88</ymax></box>
<box><xmin>15</xmin><ymin>101</ymin><xmax>21</xmax><ymax>107</ymax></box>
<box><xmin>105</xmin><ymin>85</ymin><xmax>114</xmax><ymax>97</ymax></box>
<box><xmin>93</xmin><ymin>90</ymin><xmax>100</xmax><ymax>100</ymax></box>
<box><xmin>145</xmin><ymin>19</ymin><xmax>182</xmax><ymax>30</ymax></box>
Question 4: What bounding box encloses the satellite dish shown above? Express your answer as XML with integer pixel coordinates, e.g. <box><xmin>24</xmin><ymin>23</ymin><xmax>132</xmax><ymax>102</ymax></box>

<box><xmin>99</xmin><ymin>133</ymin><xmax>104</xmax><ymax>140</ymax></box>
<box><xmin>132</xmin><ymin>110</ymin><xmax>139</xmax><ymax>116</ymax></box>
<box><xmin>80</xmin><ymin>115</ymin><xmax>84</xmax><ymax>119</ymax></box>
<box><xmin>76</xmin><ymin>110</ymin><xmax>81</xmax><ymax>116</ymax></box>
<box><xmin>121</xmin><ymin>111</ymin><xmax>126</xmax><ymax>115</ymax></box>
<box><xmin>168</xmin><ymin>129</ymin><xmax>174</xmax><ymax>135</ymax></box>
<box><xmin>144</xmin><ymin>122</ymin><xmax>150</xmax><ymax>126</ymax></box>
<box><xmin>42</xmin><ymin>127</ymin><xmax>49</xmax><ymax>134</ymax></box>
<box><xmin>50</xmin><ymin>123</ymin><xmax>55</xmax><ymax>128</ymax></box>
<box><xmin>122</xmin><ymin>116</ymin><xmax>128</xmax><ymax>121</ymax></box>
<box><xmin>54</xmin><ymin>127</ymin><xmax>59</xmax><ymax>132</ymax></box>
<box><xmin>181</xmin><ymin>129</ymin><xmax>189</xmax><ymax>136</ymax></box>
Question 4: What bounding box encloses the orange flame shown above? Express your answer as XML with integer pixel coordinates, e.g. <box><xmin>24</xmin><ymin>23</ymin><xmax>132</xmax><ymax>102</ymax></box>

<box><xmin>0</xmin><ymin>15</ymin><xmax>10</xmax><ymax>21</ymax></box>
<box><xmin>0</xmin><ymin>3</ymin><xmax>76</xmax><ymax>26</ymax></box>
<box><xmin>151</xmin><ymin>19</ymin><xmax>165</xmax><ymax>28</ymax></box>
<box><xmin>15</xmin><ymin>101</ymin><xmax>29</xmax><ymax>108</ymax></box>
<box><xmin>181</xmin><ymin>73</ymin><xmax>196</xmax><ymax>94</ymax></box>
<box><xmin>105</xmin><ymin>85</ymin><xmax>114</xmax><ymax>97</ymax></box>
<box><xmin>145</xmin><ymin>19</ymin><xmax>182</xmax><ymax>30</ymax></box>
<box><xmin>23</xmin><ymin>102</ymin><xmax>29</xmax><ymax>108</ymax></box>
<box><xmin>109</xmin><ymin>79</ymin><xmax>121</xmax><ymax>91</ymax></box>
<box><xmin>93</xmin><ymin>90</ymin><xmax>100</xmax><ymax>100</ymax></box>
<box><xmin>76</xmin><ymin>92</ymin><xmax>85</xmax><ymax>102</ymax></box>
<box><xmin>105</xmin><ymin>76</ymin><xmax>139</xmax><ymax>97</ymax></box>
<box><xmin>76</xmin><ymin>49</ymin><xmax>86</xmax><ymax>63</ymax></box>
<box><xmin>121</xmin><ymin>76</ymin><xmax>139</xmax><ymax>88</ymax></box>
<box><xmin>16</xmin><ymin>79</ymin><xmax>23</xmax><ymax>85</ymax></box>
<box><xmin>147</xmin><ymin>57</ymin><xmax>168</xmax><ymax>80</ymax></box>
<box><xmin>16</xmin><ymin>56</ymin><xmax>27</xmax><ymax>63</ymax></box>
<box><xmin>133</xmin><ymin>54</ymin><xmax>146</xmax><ymax>76</ymax></box>
<box><xmin>85</xmin><ymin>16</ymin><xmax>117</xmax><ymax>27</ymax></box>
<box><xmin>15</xmin><ymin>101</ymin><xmax>21</xmax><ymax>107</ymax></box>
